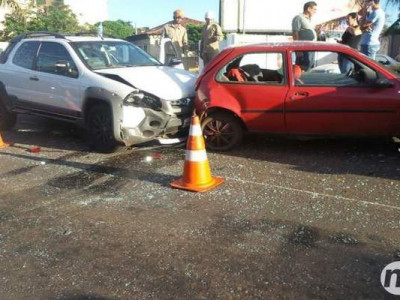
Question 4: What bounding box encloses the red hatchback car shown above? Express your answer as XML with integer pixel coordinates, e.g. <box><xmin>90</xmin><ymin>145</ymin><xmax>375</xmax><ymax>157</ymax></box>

<box><xmin>195</xmin><ymin>42</ymin><xmax>400</xmax><ymax>150</ymax></box>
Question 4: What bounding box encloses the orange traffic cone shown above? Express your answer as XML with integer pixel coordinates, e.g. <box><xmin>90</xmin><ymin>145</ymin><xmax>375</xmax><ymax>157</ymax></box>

<box><xmin>170</xmin><ymin>113</ymin><xmax>224</xmax><ymax>192</ymax></box>
<box><xmin>0</xmin><ymin>132</ymin><xmax>9</xmax><ymax>148</ymax></box>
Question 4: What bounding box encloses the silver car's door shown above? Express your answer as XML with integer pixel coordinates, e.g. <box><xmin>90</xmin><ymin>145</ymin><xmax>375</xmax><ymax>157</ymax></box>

<box><xmin>32</xmin><ymin>41</ymin><xmax>83</xmax><ymax>117</ymax></box>
<box><xmin>4</xmin><ymin>41</ymin><xmax>41</xmax><ymax>106</ymax></box>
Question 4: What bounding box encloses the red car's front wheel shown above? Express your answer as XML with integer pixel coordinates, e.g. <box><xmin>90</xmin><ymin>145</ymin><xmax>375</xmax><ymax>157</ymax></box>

<box><xmin>201</xmin><ymin>113</ymin><xmax>243</xmax><ymax>151</ymax></box>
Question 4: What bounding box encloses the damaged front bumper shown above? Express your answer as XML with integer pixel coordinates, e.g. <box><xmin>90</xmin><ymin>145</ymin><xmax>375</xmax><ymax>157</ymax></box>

<box><xmin>120</xmin><ymin>102</ymin><xmax>192</xmax><ymax>146</ymax></box>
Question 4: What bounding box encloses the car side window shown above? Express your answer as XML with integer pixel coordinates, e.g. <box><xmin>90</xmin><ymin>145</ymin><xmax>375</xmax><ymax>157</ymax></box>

<box><xmin>216</xmin><ymin>52</ymin><xmax>285</xmax><ymax>85</ymax></box>
<box><xmin>12</xmin><ymin>41</ymin><xmax>40</xmax><ymax>70</ymax></box>
<box><xmin>36</xmin><ymin>42</ymin><xmax>78</xmax><ymax>78</ymax></box>
<box><xmin>293</xmin><ymin>51</ymin><xmax>379</xmax><ymax>87</ymax></box>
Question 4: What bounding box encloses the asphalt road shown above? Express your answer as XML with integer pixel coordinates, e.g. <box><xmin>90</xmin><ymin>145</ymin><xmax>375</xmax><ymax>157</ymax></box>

<box><xmin>0</xmin><ymin>115</ymin><xmax>400</xmax><ymax>299</ymax></box>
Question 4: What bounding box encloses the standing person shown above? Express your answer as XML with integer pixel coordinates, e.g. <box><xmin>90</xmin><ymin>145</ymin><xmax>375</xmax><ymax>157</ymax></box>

<box><xmin>163</xmin><ymin>9</ymin><xmax>188</xmax><ymax>58</ymax></box>
<box><xmin>359</xmin><ymin>0</ymin><xmax>385</xmax><ymax>60</ymax></box>
<box><xmin>292</xmin><ymin>1</ymin><xmax>318</xmax><ymax>41</ymax></box>
<box><xmin>337</xmin><ymin>12</ymin><xmax>362</xmax><ymax>73</ymax></box>
<box><xmin>292</xmin><ymin>1</ymin><xmax>318</xmax><ymax>71</ymax></box>
<box><xmin>200</xmin><ymin>11</ymin><xmax>223</xmax><ymax>65</ymax></box>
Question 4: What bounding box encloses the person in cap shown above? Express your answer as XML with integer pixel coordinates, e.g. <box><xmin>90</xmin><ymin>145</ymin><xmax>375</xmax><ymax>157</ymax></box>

<box><xmin>359</xmin><ymin>0</ymin><xmax>385</xmax><ymax>59</ymax></box>
<box><xmin>200</xmin><ymin>11</ymin><xmax>223</xmax><ymax>65</ymax></box>
<box><xmin>163</xmin><ymin>9</ymin><xmax>188</xmax><ymax>58</ymax></box>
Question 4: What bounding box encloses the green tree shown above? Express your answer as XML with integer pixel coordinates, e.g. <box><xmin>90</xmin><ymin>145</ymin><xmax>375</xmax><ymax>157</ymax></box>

<box><xmin>94</xmin><ymin>20</ymin><xmax>135</xmax><ymax>39</ymax></box>
<box><xmin>0</xmin><ymin>12</ymin><xmax>27</xmax><ymax>40</ymax></box>
<box><xmin>187</xmin><ymin>24</ymin><xmax>203</xmax><ymax>49</ymax></box>
<box><xmin>34</xmin><ymin>4</ymin><xmax>79</xmax><ymax>33</ymax></box>
<box><xmin>0</xmin><ymin>3</ymin><xmax>80</xmax><ymax>40</ymax></box>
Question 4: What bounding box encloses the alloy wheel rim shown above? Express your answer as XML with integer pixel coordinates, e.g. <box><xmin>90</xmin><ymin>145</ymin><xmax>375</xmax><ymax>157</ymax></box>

<box><xmin>92</xmin><ymin>113</ymin><xmax>112</xmax><ymax>144</ymax></box>
<box><xmin>203</xmin><ymin>119</ymin><xmax>235</xmax><ymax>148</ymax></box>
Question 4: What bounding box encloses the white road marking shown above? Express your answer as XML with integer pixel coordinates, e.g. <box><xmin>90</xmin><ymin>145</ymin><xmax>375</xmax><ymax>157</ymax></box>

<box><xmin>229</xmin><ymin>176</ymin><xmax>400</xmax><ymax>211</ymax></box>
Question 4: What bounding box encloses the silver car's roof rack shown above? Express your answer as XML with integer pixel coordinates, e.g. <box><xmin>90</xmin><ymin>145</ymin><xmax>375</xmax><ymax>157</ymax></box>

<box><xmin>11</xmin><ymin>32</ymin><xmax>66</xmax><ymax>43</ymax></box>
<box><xmin>75</xmin><ymin>32</ymin><xmax>117</xmax><ymax>39</ymax></box>
<box><xmin>74</xmin><ymin>31</ymin><xmax>99</xmax><ymax>37</ymax></box>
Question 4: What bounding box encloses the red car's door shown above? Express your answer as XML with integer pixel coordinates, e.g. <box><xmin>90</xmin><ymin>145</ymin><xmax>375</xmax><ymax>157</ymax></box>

<box><xmin>230</xmin><ymin>84</ymin><xmax>288</xmax><ymax>132</ymax></box>
<box><xmin>218</xmin><ymin>52</ymin><xmax>289</xmax><ymax>132</ymax></box>
<box><xmin>285</xmin><ymin>51</ymin><xmax>400</xmax><ymax>135</ymax></box>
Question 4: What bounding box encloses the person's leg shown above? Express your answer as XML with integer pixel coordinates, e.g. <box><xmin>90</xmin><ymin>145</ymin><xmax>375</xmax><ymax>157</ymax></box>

<box><xmin>307</xmin><ymin>51</ymin><xmax>315</xmax><ymax>70</ymax></box>
<box><xmin>301</xmin><ymin>52</ymin><xmax>311</xmax><ymax>71</ymax></box>
<box><xmin>300</xmin><ymin>51</ymin><xmax>315</xmax><ymax>71</ymax></box>
<box><xmin>203</xmin><ymin>52</ymin><xmax>213</xmax><ymax>65</ymax></box>
<box><xmin>338</xmin><ymin>55</ymin><xmax>346</xmax><ymax>74</ymax></box>
<box><xmin>369</xmin><ymin>45</ymin><xmax>380</xmax><ymax>60</ymax></box>
<box><xmin>360</xmin><ymin>44</ymin><xmax>369</xmax><ymax>57</ymax></box>
<box><xmin>360</xmin><ymin>44</ymin><xmax>380</xmax><ymax>60</ymax></box>
<box><xmin>339</xmin><ymin>55</ymin><xmax>352</xmax><ymax>74</ymax></box>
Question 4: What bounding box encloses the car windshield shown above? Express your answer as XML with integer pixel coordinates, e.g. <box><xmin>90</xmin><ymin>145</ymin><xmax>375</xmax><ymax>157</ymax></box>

<box><xmin>359</xmin><ymin>52</ymin><xmax>400</xmax><ymax>78</ymax></box>
<box><xmin>71</xmin><ymin>41</ymin><xmax>161</xmax><ymax>70</ymax></box>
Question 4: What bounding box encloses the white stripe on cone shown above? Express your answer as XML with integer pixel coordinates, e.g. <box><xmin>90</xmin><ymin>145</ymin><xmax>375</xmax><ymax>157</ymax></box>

<box><xmin>189</xmin><ymin>125</ymin><xmax>202</xmax><ymax>137</ymax></box>
<box><xmin>185</xmin><ymin>150</ymin><xmax>208</xmax><ymax>162</ymax></box>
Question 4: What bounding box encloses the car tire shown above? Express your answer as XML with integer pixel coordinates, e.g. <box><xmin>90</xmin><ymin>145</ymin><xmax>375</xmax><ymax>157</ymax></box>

<box><xmin>0</xmin><ymin>100</ymin><xmax>17</xmax><ymax>131</ymax></box>
<box><xmin>201</xmin><ymin>112</ymin><xmax>243</xmax><ymax>151</ymax></box>
<box><xmin>87</xmin><ymin>104</ymin><xmax>118</xmax><ymax>153</ymax></box>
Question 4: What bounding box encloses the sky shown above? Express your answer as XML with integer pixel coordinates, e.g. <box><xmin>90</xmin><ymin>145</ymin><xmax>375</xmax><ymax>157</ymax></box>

<box><xmin>108</xmin><ymin>0</ymin><xmax>399</xmax><ymax>30</ymax></box>
<box><xmin>108</xmin><ymin>0</ymin><xmax>220</xmax><ymax>29</ymax></box>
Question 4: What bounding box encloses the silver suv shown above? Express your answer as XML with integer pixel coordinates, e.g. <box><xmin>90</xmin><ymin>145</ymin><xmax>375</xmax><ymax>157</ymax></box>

<box><xmin>0</xmin><ymin>32</ymin><xmax>196</xmax><ymax>152</ymax></box>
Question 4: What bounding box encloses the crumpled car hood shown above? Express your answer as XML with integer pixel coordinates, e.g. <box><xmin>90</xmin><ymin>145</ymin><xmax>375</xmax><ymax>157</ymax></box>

<box><xmin>96</xmin><ymin>66</ymin><xmax>197</xmax><ymax>100</ymax></box>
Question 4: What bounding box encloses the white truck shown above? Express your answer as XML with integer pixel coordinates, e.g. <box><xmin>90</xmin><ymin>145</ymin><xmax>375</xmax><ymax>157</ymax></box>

<box><xmin>218</xmin><ymin>0</ymin><xmax>361</xmax><ymax>48</ymax></box>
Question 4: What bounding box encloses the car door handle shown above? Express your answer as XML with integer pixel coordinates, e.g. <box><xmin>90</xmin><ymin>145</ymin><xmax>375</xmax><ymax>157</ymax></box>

<box><xmin>29</xmin><ymin>76</ymin><xmax>39</xmax><ymax>81</ymax></box>
<box><xmin>290</xmin><ymin>92</ymin><xmax>309</xmax><ymax>100</ymax></box>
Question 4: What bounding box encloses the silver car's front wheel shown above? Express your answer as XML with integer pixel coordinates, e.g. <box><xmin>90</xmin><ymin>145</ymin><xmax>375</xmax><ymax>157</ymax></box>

<box><xmin>87</xmin><ymin>104</ymin><xmax>117</xmax><ymax>153</ymax></box>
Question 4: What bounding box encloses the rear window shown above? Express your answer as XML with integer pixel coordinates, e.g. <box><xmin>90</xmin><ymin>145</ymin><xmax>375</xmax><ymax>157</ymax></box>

<box><xmin>0</xmin><ymin>42</ymin><xmax>18</xmax><ymax>64</ymax></box>
<box><xmin>12</xmin><ymin>41</ymin><xmax>40</xmax><ymax>70</ymax></box>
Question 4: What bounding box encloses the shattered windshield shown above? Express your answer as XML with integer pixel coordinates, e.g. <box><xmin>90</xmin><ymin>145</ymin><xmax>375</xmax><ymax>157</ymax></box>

<box><xmin>72</xmin><ymin>41</ymin><xmax>161</xmax><ymax>70</ymax></box>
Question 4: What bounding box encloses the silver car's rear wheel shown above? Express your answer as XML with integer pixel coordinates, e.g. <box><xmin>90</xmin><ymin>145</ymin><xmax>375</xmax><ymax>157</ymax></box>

<box><xmin>0</xmin><ymin>100</ymin><xmax>17</xmax><ymax>131</ymax></box>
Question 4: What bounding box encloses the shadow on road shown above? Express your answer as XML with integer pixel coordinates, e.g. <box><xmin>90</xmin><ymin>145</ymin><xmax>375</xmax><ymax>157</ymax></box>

<box><xmin>58</xmin><ymin>294</ymin><xmax>113</xmax><ymax>300</ymax></box>
<box><xmin>0</xmin><ymin>150</ymin><xmax>179</xmax><ymax>189</ymax></box>
<box><xmin>214</xmin><ymin>133</ymin><xmax>400</xmax><ymax>181</ymax></box>
<box><xmin>1</xmin><ymin>115</ymin><xmax>89</xmax><ymax>152</ymax></box>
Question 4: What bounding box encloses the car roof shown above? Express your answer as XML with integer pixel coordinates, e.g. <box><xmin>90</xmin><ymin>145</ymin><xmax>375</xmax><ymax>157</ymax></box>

<box><xmin>231</xmin><ymin>41</ymin><xmax>351</xmax><ymax>51</ymax></box>
<box><xmin>11</xmin><ymin>32</ymin><xmax>124</xmax><ymax>44</ymax></box>
<box><xmin>25</xmin><ymin>36</ymin><xmax>123</xmax><ymax>42</ymax></box>
<box><xmin>65</xmin><ymin>36</ymin><xmax>124</xmax><ymax>42</ymax></box>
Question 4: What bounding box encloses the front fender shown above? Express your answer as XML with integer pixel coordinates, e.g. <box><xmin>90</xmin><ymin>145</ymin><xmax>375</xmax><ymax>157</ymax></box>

<box><xmin>83</xmin><ymin>87</ymin><xmax>126</xmax><ymax>143</ymax></box>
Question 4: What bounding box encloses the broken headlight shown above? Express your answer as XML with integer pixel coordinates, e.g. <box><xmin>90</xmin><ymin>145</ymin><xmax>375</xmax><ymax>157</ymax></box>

<box><xmin>124</xmin><ymin>91</ymin><xmax>162</xmax><ymax>111</ymax></box>
<box><xmin>170</xmin><ymin>97</ymin><xmax>193</xmax><ymax>107</ymax></box>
